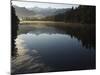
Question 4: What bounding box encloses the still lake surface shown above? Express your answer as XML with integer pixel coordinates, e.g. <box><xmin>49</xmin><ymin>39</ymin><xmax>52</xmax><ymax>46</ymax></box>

<box><xmin>12</xmin><ymin>22</ymin><xmax>95</xmax><ymax>74</ymax></box>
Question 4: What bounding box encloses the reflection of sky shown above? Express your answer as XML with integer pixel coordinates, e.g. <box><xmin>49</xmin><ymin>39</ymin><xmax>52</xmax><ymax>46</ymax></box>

<box><xmin>15</xmin><ymin>33</ymin><xmax>94</xmax><ymax>68</ymax></box>
<box><xmin>12</xmin><ymin>33</ymin><xmax>51</xmax><ymax>74</ymax></box>
<box><xmin>12</xmin><ymin>1</ymin><xmax>79</xmax><ymax>9</ymax></box>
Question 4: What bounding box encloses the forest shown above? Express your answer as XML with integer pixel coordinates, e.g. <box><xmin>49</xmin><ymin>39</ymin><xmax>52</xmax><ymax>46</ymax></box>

<box><xmin>54</xmin><ymin>5</ymin><xmax>95</xmax><ymax>24</ymax></box>
<box><xmin>11</xmin><ymin>6</ymin><xmax>19</xmax><ymax>56</ymax></box>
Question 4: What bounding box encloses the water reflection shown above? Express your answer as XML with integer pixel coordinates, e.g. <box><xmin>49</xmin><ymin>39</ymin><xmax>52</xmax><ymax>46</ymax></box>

<box><xmin>12</xmin><ymin>23</ymin><xmax>95</xmax><ymax>74</ymax></box>
<box><xmin>12</xmin><ymin>34</ymin><xmax>51</xmax><ymax>74</ymax></box>
<box><xmin>18</xmin><ymin>23</ymin><xmax>95</xmax><ymax>49</ymax></box>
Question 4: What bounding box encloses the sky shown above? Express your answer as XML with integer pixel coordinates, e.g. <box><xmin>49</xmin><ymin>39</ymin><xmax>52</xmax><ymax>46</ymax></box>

<box><xmin>12</xmin><ymin>1</ymin><xmax>79</xmax><ymax>9</ymax></box>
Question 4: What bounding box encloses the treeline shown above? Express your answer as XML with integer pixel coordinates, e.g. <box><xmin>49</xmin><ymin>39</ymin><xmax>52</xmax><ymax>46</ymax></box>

<box><xmin>52</xmin><ymin>5</ymin><xmax>95</xmax><ymax>24</ymax></box>
<box><xmin>65</xmin><ymin>5</ymin><xmax>96</xmax><ymax>24</ymax></box>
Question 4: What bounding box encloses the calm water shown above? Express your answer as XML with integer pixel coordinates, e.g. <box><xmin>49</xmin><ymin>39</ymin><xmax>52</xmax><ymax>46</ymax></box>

<box><xmin>12</xmin><ymin>23</ymin><xmax>95</xmax><ymax>74</ymax></box>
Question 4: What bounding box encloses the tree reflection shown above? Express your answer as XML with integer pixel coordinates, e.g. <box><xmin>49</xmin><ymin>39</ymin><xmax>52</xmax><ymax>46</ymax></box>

<box><xmin>54</xmin><ymin>24</ymin><xmax>95</xmax><ymax>49</ymax></box>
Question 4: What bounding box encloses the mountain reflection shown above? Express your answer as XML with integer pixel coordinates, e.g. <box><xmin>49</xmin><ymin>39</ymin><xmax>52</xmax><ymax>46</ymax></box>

<box><xmin>18</xmin><ymin>23</ymin><xmax>95</xmax><ymax>49</ymax></box>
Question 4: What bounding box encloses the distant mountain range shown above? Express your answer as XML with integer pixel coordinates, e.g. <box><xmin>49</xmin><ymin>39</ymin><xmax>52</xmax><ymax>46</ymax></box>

<box><xmin>13</xmin><ymin>5</ymin><xmax>70</xmax><ymax>19</ymax></box>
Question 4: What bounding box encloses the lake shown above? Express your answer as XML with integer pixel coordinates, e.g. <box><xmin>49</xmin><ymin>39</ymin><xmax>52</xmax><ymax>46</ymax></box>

<box><xmin>11</xmin><ymin>22</ymin><xmax>95</xmax><ymax>74</ymax></box>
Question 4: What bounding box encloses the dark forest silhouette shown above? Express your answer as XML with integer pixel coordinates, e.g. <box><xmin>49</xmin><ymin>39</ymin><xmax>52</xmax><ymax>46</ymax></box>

<box><xmin>54</xmin><ymin>5</ymin><xmax>95</xmax><ymax>24</ymax></box>
<box><xmin>11</xmin><ymin>5</ymin><xmax>19</xmax><ymax>57</ymax></box>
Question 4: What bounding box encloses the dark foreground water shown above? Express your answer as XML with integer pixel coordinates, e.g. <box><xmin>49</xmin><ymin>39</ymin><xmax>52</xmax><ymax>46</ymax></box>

<box><xmin>11</xmin><ymin>23</ymin><xmax>95</xmax><ymax>74</ymax></box>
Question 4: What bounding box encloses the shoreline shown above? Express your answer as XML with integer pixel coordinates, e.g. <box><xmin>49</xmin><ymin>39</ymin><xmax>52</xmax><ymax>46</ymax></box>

<box><xmin>20</xmin><ymin>20</ymin><xmax>95</xmax><ymax>25</ymax></box>
<box><xmin>19</xmin><ymin>21</ymin><xmax>95</xmax><ymax>28</ymax></box>
<box><xmin>19</xmin><ymin>20</ymin><xmax>83</xmax><ymax>24</ymax></box>
<box><xmin>19</xmin><ymin>20</ymin><xmax>84</xmax><ymax>27</ymax></box>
